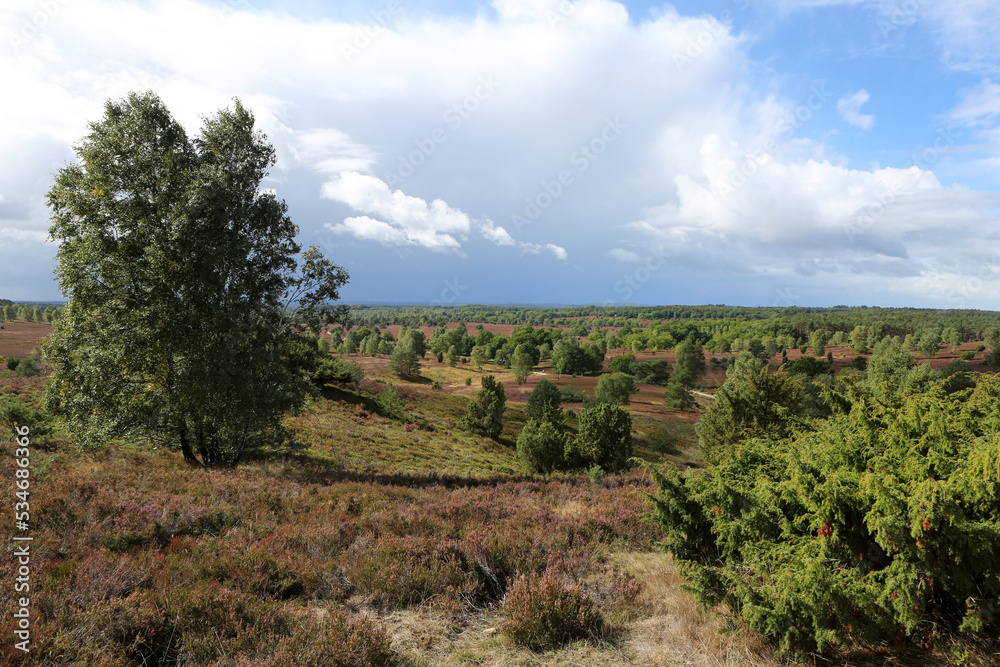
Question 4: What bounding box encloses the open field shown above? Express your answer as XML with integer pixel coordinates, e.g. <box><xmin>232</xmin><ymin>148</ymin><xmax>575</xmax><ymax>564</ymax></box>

<box><xmin>0</xmin><ymin>321</ymin><xmax>51</xmax><ymax>359</ymax></box>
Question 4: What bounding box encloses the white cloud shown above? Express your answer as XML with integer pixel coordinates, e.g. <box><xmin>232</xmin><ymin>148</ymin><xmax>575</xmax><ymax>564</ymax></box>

<box><xmin>607</xmin><ymin>248</ymin><xmax>643</xmax><ymax>263</ymax></box>
<box><xmin>837</xmin><ymin>89</ymin><xmax>875</xmax><ymax>130</ymax></box>
<box><xmin>477</xmin><ymin>218</ymin><xmax>517</xmax><ymax>246</ymax></box>
<box><xmin>629</xmin><ymin>133</ymin><xmax>1000</xmax><ymax>288</ymax></box>
<box><xmin>947</xmin><ymin>79</ymin><xmax>1000</xmax><ymax>127</ymax></box>
<box><xmin>323</xmin><ymin>172</ymin><xmax>470</xmax><ymax>249</ymax></box>
<box><xmin>475</xmin><ymin>218</ymin><xmax>567</xmax><ymax>259</ymax></box>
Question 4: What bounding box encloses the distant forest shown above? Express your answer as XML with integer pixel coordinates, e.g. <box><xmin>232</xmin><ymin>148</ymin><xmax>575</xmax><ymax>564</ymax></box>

<box><xmin>345</xmin><ymin>304</ymin><xmax>1000</xmax><ymax>343</ymax></box>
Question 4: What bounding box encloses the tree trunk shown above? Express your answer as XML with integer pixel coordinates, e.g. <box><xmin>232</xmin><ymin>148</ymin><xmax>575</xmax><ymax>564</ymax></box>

<box><xmin>179</xmin><ymin>425</ymin><xmax>200</xmax><ymax>466</ymax></box>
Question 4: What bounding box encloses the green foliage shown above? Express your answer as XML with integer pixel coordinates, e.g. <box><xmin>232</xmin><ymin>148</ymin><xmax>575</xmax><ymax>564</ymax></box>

<box><xmin>470</xmin><ymin>345</ymin><xmax>487</xmax><ymax>370</ymax></box>
<box><xmin>460</xmin><ymin>374</ymin><xmax>506</xmax><ymax>438</ymax></box>
<box><xmin>516</xmin><ymin>419</ymin><xmax>567</xmax><ymax>474</ymax></box>
<box><xmin>651</xmin><ymin>377</ymin><xmax>1000</xmax><ymax>654</ymax></box>
<box><xmin>526</xmin><ymin>379</ymin><xmax>563</xmax><ymax>424</ymax></box>
<box><xmin>867</xmin><ymin>339</ymin><xmax>935</xmax><ymax>398</ymax></box>
<box><xmin>784</xmin><ymin>355</ymin><xmax>832</xmax><ymax>378</ymax></box>
<box><xmin>565</xmin><ymin>403</ymin><xmax>632</xmax><ymax>473</ymax></box>
<box><xmin>551</xmin><ymin>338</ymin><xmax>604</xmax><ymax>376</ymax></box>
<box><xmin>557</xmin><ymin>384</ymin><xmax>586</xmax><ymax>403</ymax></box>
<box><xmin>917</xmin><ymin>327</ymin><xmax>943</xmax><ymax>356</ymax></box>
<box><xmin>375</xmin><ymin>384</ymin><xmax>406</xmax><ymax>418</ymax></box>
<box><xmin>673</xmin><ymin>339</ymin><xmax>706</xmax><ymax>387</ymax></box>
<box><xmin>696</xmin><ymin>352</ymin><xmax>803</xmax><ymax>464</ymax></box>
<box><xmin>635</xmin><ymin>359</ymin><xmax>671</xmax><ymax>386</ymax></box>
<box><xmin>961</xmin><ymin>350</ymin><xmax>976</xmax><ymax>361</ymax></box>
<box><xmin>595</xmin><ymin>371</ymin><xmax>638</xmax><ymax>405</ymax></box>
<box><xmin>388</xmin><ymin>342</ymin><xmax>421</xmax><ymax>377</ymax></box>
<box><xmin>0</xmin><ymin>394</ymin><xmax>53</xmax><ymax>441</ymax></box>
<box><xmin>512</xmin><ymin>344</ymin><xmax>534</xmax><ymax>385</ymax></box>
<box><xmin>501</xmin><ymin>571</ymin><xmax>605</xmax><ymax>649</ymax></box>
<box><xmin>663</xmin><ymin>376</ymin><xmax>696</xmax><ymax>411</ymax></box>
<box><xmin>607</xmin><ymin>353</ymin><xmax>638</xmax><ymax>375</ymax></box>
<box><xmin>986</xmin><ymin>347</ymin><xmax>1000</xmax><ymax>368</ymax></box>
<box><xmin>43</xmin><ymin>92</ymin><xmax>349</xmax><ymax>466</ymax></box>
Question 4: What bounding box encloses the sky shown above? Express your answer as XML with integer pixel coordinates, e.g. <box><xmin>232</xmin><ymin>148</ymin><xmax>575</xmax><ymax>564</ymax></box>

<box><xmin>2</xmin><ymin>0</ymin><xmax>1000</xmax><ymax>308</ymax></box>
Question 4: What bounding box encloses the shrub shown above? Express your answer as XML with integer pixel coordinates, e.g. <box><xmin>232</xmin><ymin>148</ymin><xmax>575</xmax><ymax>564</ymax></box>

<box><xmin>663</xmin><ymin>377</ymin><xmax>695</xmax><ymax>411</ymax></box>
<box><xmin>375</xmin><ymin>384</ymin><xmax>405</xmax><ymax>418</ymax></box>
<box><xmin>267</xmin><ymin>610</ymin><xmax>397</xmax><ymax>667</ymax></box>
<box><xmin>784</xmin><ymin>355</ymin><xmax>832</xmax><ymax>378</ymax></box>
<box><xmin>651</xmin><ymin>377</ymin><xmax>1000</xmax><ymax>655</ymax></box>
<box><xmin>526</xmin><ymin>379</ymin><xmax>562</xmax><ymax>424</ymax></box>
<box><xmin>342</xmin><ymin>534</ymin><xmax>472</xmax><ymax>607</ymax></box>
<box><xmin>961</xmin><ymin>350</ymin><xmax>976</xmax><ymax>360</ymax></box>
<box><xmin>607</xmin><ymin>353</ymin><xmax>637</xmax><ymax>376</ymax></box>
<box><xmin>465</xmin><ymin>377</ymin><xmax>472</xmax><ymax>386</ymax></box>
<box><xmin>557</xmin><ymin>384</ymin><xmax>586</xmax><ymax>403</ymax></box>
<box><xmin>5</xmin><ymin>356</ymin><xmax>20</xmax><ymax>371</ymax></box>
<box><xmin>501</xmin><ymin>570</ymin><xmax>604</xmax><ymax>649</ymax></box>
<box><xmin>594</xmin><ymin>372</ymin><xmax>637</xmax><ymax>405</ymax></box>
<box><xmin>517</xmin><ymin>419</ymin><xmax>566</xmax><ymax>474</ymax></box>
<box><xmin>459</xmin><ymin>374</ymin><xmax>506</xmax><ymax>438</ymax></box>
<box><xmin>565</xmin><ymin>403</ymin><xmax>632</xmax><ymax>473</ymax></box>
<box><xmin>696</xmin><ymin>352</ymin><xmax>802</xmax><ymax>464</ymax></box>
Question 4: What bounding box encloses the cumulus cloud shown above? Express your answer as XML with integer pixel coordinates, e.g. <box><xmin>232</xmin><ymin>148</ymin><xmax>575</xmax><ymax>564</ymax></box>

<box><xmin>477</xmin><ymin>218</ymin><xmax>567</xmax><ymax>259</ymax></box>
<box><xmin>629</xmin><ymin>133</ymin><xmax>1000</xmax><ymax>290</ymax></box>
<box><xmin>323</xmin><ymin>172</ymin><xmax>568</xmax><ymax>259</ymax></box>
<box><xmin>323</xmin><ymin>172</ymin><xmax>470</xmax><ymax>249</ymax></box>
<box><xmin>838</xmin><ymin>90</ymin><xmax>875</xmax><ymax>130</ymax></box>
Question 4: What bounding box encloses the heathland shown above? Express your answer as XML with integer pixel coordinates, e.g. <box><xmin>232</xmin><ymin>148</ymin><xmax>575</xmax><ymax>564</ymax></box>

<box><xmin>2</xmin><ymin>304</ymin><xmax>1000</xmax><ymax>665</ymax></box>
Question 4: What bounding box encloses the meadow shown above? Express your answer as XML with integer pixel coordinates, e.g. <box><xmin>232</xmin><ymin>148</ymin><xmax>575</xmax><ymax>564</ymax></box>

<box><xmin>1</xmin><ymin>309</ymin><xmax>998</xmax><ymax>666</ymax></box>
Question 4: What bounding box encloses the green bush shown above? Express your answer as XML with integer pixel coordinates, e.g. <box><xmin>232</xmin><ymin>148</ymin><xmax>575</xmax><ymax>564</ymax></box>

<box><xmin>460</xmin><ymin>375</ymin><xmax>506</xmax><ymax>438</ymax></box>
<box><xmin>651</xmin><ymin>377</ymin><xmax>1000</xmax><ymax>655</ymax></box>
<box><xmin>594</xmin><ymin>372</ymin><xmax>637</xmax><ymax>405</ymax></box>
<box><xmin>526</xmin><ymin>379</ymin><xmax>563</xmax><ymax>424</ymax></box>
<box><xmin>501</xmin><ymin>571</ymin><xmax>604</xmax><ymax>649</ymax></box>
<box><xmin>557</xmin><ymin>385</ymin><xmax>586</xmax><ymax>403</ymax></box>
<box><xmin>517</xmin><ymin>419</ymin><xmax>566</xmax><ymax>474</ymax></box>
<box><xmin>565</xmin><ymin>403</ymin><xmax>632</xmax><ymax>473</ymax></box>
<box><xmin>961</xmin><ymin>350</ymin><xmax>976</xmax><ymax>361</ymax></box>
<box><xmin>375</xmin><ymin>384</ymin><xmax>405</xmax><ymax>418</ymax></box>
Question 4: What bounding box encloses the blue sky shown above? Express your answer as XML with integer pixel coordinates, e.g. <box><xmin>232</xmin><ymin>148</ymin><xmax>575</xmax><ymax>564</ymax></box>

<box><xmin>2</xmin><ymin>0</ymin><xmax>1000</xmax><ymax>308</ymax></box>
